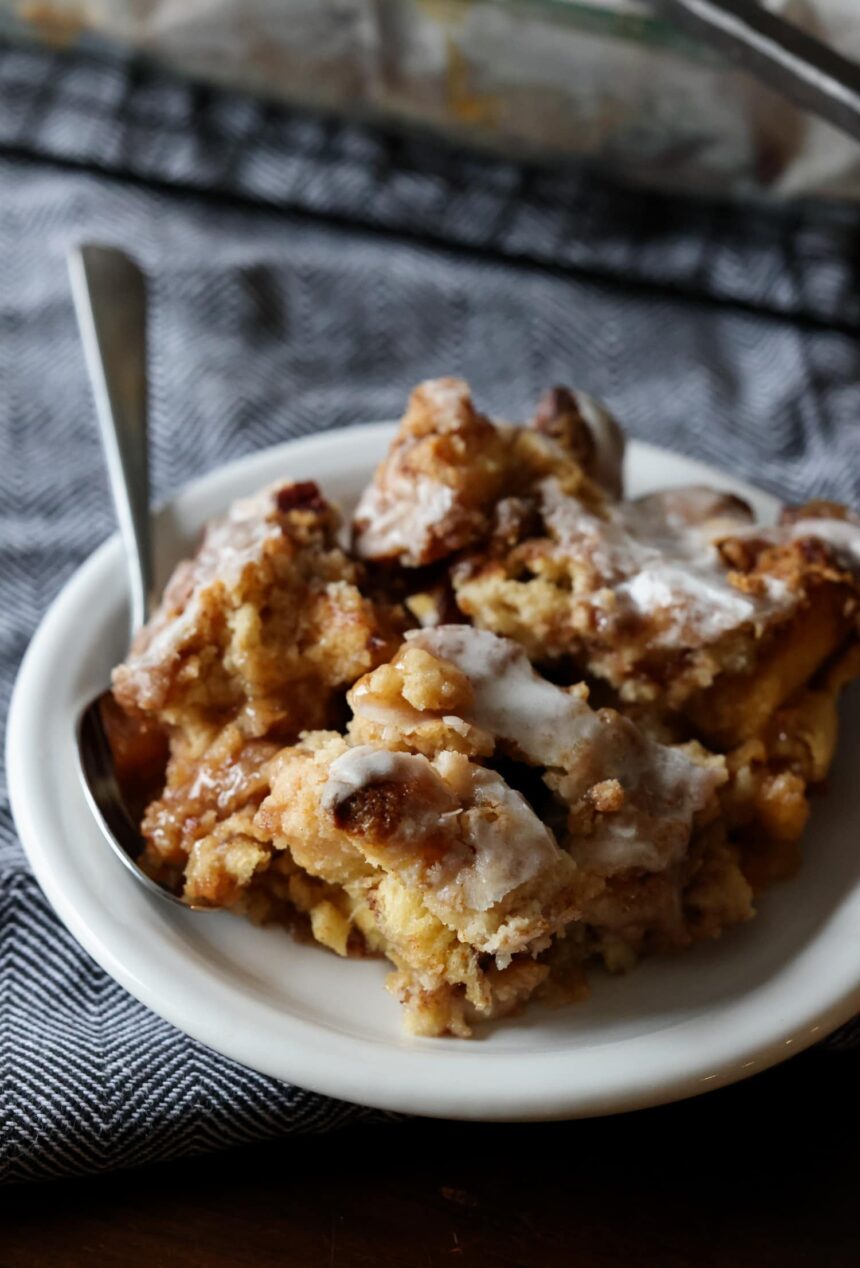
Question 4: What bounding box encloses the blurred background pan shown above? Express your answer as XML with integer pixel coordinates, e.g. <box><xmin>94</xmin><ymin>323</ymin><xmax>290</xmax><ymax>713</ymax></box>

<box><xmin>1</xmin><ymin>0</ymin><xmax>858</xmax><ymax>199</ymax></box>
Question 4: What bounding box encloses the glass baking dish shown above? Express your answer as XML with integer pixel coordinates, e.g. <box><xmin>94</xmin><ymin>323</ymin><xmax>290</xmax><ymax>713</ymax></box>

<box><xmin>2</xmin><ymin>0</ymin><xmax>858</xmax><ymax>198</ymax></box>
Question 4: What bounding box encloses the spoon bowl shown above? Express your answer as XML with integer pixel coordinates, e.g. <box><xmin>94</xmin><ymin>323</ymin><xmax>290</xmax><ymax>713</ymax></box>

<box><xmin>76</xmin><ymin>694</ymin><xmax>193</xmax><ymax>907</ymax></box>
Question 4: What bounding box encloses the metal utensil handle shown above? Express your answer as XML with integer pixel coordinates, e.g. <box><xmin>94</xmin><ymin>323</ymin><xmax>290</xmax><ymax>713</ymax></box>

<box><xmin>652</xmin><ymin>0</ymin><xmax>860</xmax><ymax>143</ymax></box>
<box><xmin>68</xmin><ymin>245</ymin><xmax>153</xmax><ymax>639</ymax></box>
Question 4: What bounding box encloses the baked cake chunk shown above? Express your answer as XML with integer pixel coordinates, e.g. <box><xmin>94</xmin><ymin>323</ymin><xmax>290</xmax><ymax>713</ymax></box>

<box><xmin>258</xmin><ymin>732</ymin><xmax>593</xmax><ymax>1035</ymax></box>
<box><xmin>352</xmin><ymin>378</ymin><xmax>617</xmax><ymax>569</ymax></box>
<box><xmin>255</xmin><ymin>626</ymin><xmax>735</xmax><ymax>1034</ymax></box>
<box><xmin>455</xmin><ymin>485</ymin><xmax>860</xmax><ymax>746</ymax></box>
<box><xmin>352</xmin><ymin>378</ymin><xmax>509</xmax><ymax>567</ymax></box>
<box><xmin>114</xmin><ymin>478</ymin><xmax>403</xmax><ymax>741</ymax></box>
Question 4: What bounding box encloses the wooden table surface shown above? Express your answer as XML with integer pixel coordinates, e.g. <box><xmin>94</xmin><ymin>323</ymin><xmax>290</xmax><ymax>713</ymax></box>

<box><xmin>3</xmin><ymin>1047</ymin><xmax>857</xmax><ymax>1267</ymax></box>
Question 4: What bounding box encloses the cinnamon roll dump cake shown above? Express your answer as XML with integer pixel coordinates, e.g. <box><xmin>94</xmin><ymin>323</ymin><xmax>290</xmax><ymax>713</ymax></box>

<box><xmin>109</xmin><ymin>379</ymin><xmax>860</xmax><ymax>1036</ymax></box>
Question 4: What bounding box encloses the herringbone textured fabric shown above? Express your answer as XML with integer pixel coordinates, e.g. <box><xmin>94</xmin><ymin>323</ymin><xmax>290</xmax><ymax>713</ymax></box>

<box><xmin>1</xmin><ymin>42</ymin><xmax>859</xmax><ymax>1184</ymax></box>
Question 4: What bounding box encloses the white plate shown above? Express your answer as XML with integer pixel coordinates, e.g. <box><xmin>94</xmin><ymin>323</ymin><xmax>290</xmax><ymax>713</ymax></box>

<box><xmin>8</xmin><ymin>425</ymin><xmax>860</xmax><ymax>1120</ymax></box>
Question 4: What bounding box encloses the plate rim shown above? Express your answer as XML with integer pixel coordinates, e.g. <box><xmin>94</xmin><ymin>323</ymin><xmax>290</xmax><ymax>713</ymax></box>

<box><xmin>8</xmin><ymin>424</ymin><xmax>860</xmax><ymax>1120</ymax></box>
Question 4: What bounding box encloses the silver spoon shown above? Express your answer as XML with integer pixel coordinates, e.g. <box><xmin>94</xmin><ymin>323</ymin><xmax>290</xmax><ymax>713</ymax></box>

<box><xmin>69</xmin><ymin>243</ymin><xmax>191</xmax><ymax>908</ymax></box>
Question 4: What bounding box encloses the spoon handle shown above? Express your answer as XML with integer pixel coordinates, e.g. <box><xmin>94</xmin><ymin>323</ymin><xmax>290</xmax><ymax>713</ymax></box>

<box><xmin>68</xmin><ymin>245</ymin><xmax>153</xmax><ymax>640</ymax></box>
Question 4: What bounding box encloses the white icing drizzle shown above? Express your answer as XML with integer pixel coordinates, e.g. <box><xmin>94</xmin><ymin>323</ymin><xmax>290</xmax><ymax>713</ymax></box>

<box><xmin>417</xmin><ymin>377</ymin><xmax>476</xmax><ymax>418</ymax></box>
<box><xmin>353</xmin><ymin>377</ymin><xmax>478</xmax><ymax>565</ymax></box>
<box><xmin>353</xmin><ymin>474</ymin><xmax>455</xmax><ymax>564</ymax></box>
<box><xmin>785</xmin><ymin>518</ymin><xmax>860</xmax><ymax>572</ymax></box>
<box><xmin>407</xmin><ymin>626</ymin><xmax>722</xmax><ymax>875</ymax></box>
<box><xmin>541</xmin><ymin>480</ymin><xmax>793</xmax><ymax>648</ymax></box>
<box><xmin>408</xmin><ymin>625</ymin><xmax>592</xmax><ymax>767</ymax></box>
<box><xmin>433</xmin><ymin>753</ymin><xmax>558</xmax><ymax>911</ymax></box>
<box><xmin>321</xmin><ymin>743</ymin><xmax>557</xmax><ymax>912</ymax></box>
<box><xmin>117</xmin><ymin>486</ymin><xmax>289</xmax><ymax>700</ymax></box>
<box><xmin>321</xmin><ymin>746</ymin><xmax>439</xmax><ymax>812</ymax></box>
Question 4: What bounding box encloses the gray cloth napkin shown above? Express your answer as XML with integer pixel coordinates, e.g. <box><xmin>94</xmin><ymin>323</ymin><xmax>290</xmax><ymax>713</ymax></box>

<box><xmin>1</xmin><ymin>40</ymin><xmax>859</xmax><ymax>1184</ymax></box>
